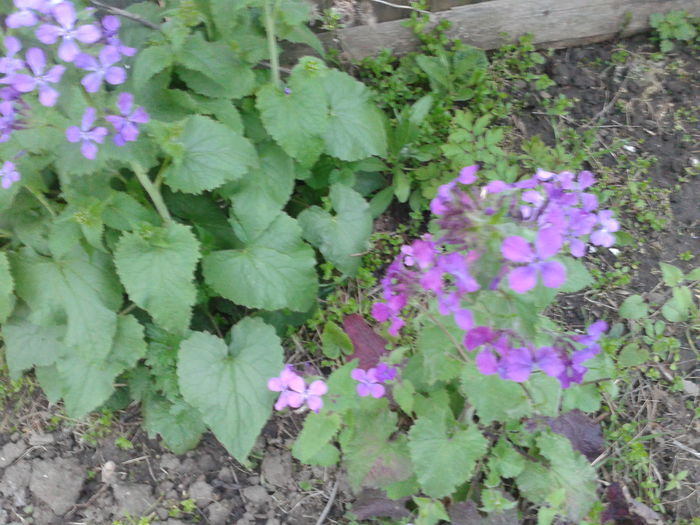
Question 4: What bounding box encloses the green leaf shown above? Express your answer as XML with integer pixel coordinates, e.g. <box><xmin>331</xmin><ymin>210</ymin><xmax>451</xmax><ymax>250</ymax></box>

<box><xmin>256</xmin><ymin>72</ymin><xmax>328</xmax><ymax>166</ymax></box>
<box><xmin>393</xmin><ymin>379</ymin><xmax>415</xmax><ymax>415</ymax></box>
<box><xmin>408</xmin><ymin>410</ymin><xmax>488</xmax><ymax>498</ymax></box>
<box><xmin>619</xmin><ymin>295</ymin><xmax>648</xmax><ymax>320</ymax></box>
<box><xmin>537</xmin><ymin>432</ymin><xmax>597</xmax><ymax>521</ymax></box>
<box><xmin>163</xmin><ymin>115</ymin><xmax>258</xmax><ymax>194</ymax></box>
<box><xmin>143</xmin><ymin>394</ymin><xmax>206</xmax><ymax>454</ymax></box>
<box><xmin>685</xmin><ymin>267</ymin><xmax>700</xmax><ymax>281</ymax></box>
<box><xmin>660</xmin><ymin>262</ymin><xmax>684</xmax><ymax>287</ymax></box>
<box><xmin>10</xmin><ymin>247</ymin><xmax>122</xmax><ymax>359</ymax></box>
<box><xmin>416</xmin><ymin>322</ymin><xmax>464</xmax><ymax>385</ymax></box>
<box><xmin>414</xmin><ymin>497</ymin><xmax>449</xmax><ymax>525</ymax></box>
<box><xmin>293</xmin><ymin>412</ymin><xmax>342</xmax><ymax>463</ymax></box>
<box><xmin>617</xmin><ymin>342</ymin><xmax>649</xmax><ymax>368</ymax></box>
<box><xmin>298</xmin><ymin>184</ymin><xmax>373</xmax><ymax>276</ymax></box>
<box><xmin>341</xmin><ymin>403</ymin><xmax>413</xmax><ymax>489</ymax></box>
<box><xmin>2</xmin><ymin>317</ymin><xmax>64</xmax><ymax>380</ymax></box>
<box><xmin>489</xmin><ymin>438</ymin><xmax>525</xmax><ymax>479</ymax></box>
<box><xmin>321</xmin><ymin>320</ymin><xmax>353</xmax><ymax>359</ymax></box>
<box><xmin>324</xmin><ymin>360</ymin><xmax>361</xmax><ymax>413</ymax></box>
<box><xmin>0</xmin><ymin>251</ymin><xmax>14</xmax><ymax>323</ymax></box>
<box><xmin>176</xmin><ymin>33</ymin><xmax>254</xmax><ymax>99</ymax></box>
<box><xmin>177</xmin><ymin>318</ymin><xmax>284</xmax><ymax>463</ymax></box>
<box><xmin>114</xmin><ymin>223</ymin><xmax>201</xmax><ymax>334</ymax></box>
<box><xmin>226</xmin><ymin>144</ymin><xmax>295</xmax><ymax>240</ymax></box>
<box><xmin>58</xmin><ymin>315</ymin><xmax>147</xmax><ymax>417</ymax></box>
<box><xmin>133</xmin><ymin>45</ymin><xmax>173</xmax><ymax>93</ymax></box>
<box><xmin>321</xmin><ymin>70</ymin><xmax>387</xmax><ymax>161</ymax></box>
<box><xmin>203</xmin><ymin>213</ymin><xmax>318</xmax><ymax>312</ymax></box>
<box><xmin>460</xmin><ymin>364</ymin><xmax>531</xmax><ymax>423</ymax></box>
<box><xmin>559</xmin><ymin>257</ymin><xmax>593</xmax><ymax>293</ymax></box>
<box><xmin>662</xmin><ymin>287</ymin><xmax>692</xmax><ymax>322</ymax></box>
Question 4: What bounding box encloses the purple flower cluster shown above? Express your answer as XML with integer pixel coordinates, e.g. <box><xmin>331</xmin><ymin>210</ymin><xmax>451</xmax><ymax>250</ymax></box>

<box><xmin>0</xmin><ymin>0</ymin><xmax>149</xmax><ymax>170</ymax></box>
<box><xmin>351</xmin><ymin>363</ymin><xmax>398</xmax><ymax>398</ymax></box>
<box><xmin>268</xmin><ymin>366</ymin><xmax>328</xmax><ymax>413</ymax></box>
<box><xmin>372</xmin><ymin>166</ymin><xmax>617</xmax><ymax>388</ymax></box>
<box><xmin>465</xmin><ymin>322</ymin><xmax>607</xmax><ymax>388</ymax></box>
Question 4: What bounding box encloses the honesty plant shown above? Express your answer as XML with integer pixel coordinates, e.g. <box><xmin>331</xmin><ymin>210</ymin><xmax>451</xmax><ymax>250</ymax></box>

<box><xmin>291</xmin><ymin>166</ymin><xmax>619</xmax><ymax>523</ymax></box>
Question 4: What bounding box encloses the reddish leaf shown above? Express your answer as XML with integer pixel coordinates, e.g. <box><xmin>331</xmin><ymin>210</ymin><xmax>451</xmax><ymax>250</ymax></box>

<box><xmin>343</xmin><ymin>314</ymin><xmax>388</xmax><ymax>369</ymax></box>
<box><xmin>602</xmin><ymin>483</ymin><xmax>647</xmax><ymax>524</ymax></box>
<box><xmin>547</xmin><ymin>409</ymin><xmax>604</xmax><ymax>462</ymax></box>
<box><xmin>448</xmin><ymin>501</ymin><xmax>518</xmax><ymax>525</ymax></box>
<box><xmin>352</xmin><ymin>489</ymin><xmax>410</xmax><ymax>520</ymax></box>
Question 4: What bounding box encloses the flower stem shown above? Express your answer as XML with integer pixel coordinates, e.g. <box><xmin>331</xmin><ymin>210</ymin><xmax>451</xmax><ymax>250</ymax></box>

<box><xmin>263</xmin><ymin>0</ymin><xmax>281</xmax><ymax>89</ymax></box>
<box><xmin>425</xmin><ymin>311</ymin><xmax>469</xmax><ymax>361</ymax></box>
<box><xmin>131</xmin><ymin>162</ymin><xmax>171</xmax><ymax>223</ymax></box>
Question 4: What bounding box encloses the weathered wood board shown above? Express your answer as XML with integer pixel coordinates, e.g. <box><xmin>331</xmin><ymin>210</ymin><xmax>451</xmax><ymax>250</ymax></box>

<box><xmin>318</xmin><ymin>0</ymin><xmax>700</xmax><ymax>59</ymax></box>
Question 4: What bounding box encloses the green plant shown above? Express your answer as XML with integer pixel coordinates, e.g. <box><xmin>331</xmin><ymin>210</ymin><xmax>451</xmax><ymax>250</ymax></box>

<box><xmin>284</xmin><ymin>167</ymin><xmax>621</xmax><ymax>523</ymax></box>
<box><xmin>0</xmin><ymin>0</ymin><xmax>388</xmax><ymax>466</ymax></box>
<box><xmin>649</xmin><ymin>11</ymin><xmax>699</xmax><ymax>52</ymax></box>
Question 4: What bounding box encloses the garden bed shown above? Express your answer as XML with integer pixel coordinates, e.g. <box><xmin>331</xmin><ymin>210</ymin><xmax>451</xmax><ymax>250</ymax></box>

<box><xmin>0</xmin><ymin>24</ymin><xmax>698</xmax><ymax>525</ymax></box>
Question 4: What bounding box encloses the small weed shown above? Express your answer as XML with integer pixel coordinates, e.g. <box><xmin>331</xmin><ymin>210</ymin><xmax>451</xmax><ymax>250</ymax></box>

<box><xmin>649</xmin><ymin>11</ymin><xmax>699</xmax><ymax>53</ymax></box>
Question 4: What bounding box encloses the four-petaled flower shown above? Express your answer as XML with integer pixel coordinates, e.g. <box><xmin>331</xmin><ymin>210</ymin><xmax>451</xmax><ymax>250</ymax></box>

<box><xmin>10</xmin><ymin>47</ymin><xmax>65</xmax><ymax>106</ymax></box>
<box><xmin>0</xmin><ymin>161</ymin><xmax>20</xmax><ymax>189</ymax></box>
<box><xmin>74</xmin><ymin>46</ymin><xmax>126</xmax><ymax>92</ymax></box>
<box><xmin>268</xmin><ymin>366</ymin><xmax>327</xmax><ymax>413</ymax></box>
<box><xmin>6</xmin><ymin>0</ymin><xmax>42</xmax><ymax>28</ymax></box>
<box><xmin>100</xmin><ymin>16</ymin><xmax>137</xmax><ymax>58</ymax></box>
<box><xmin>36</xmin><ymin>2</ymin><xmax>101</xmax><ymax>62</ymax></box>
<box><xmin>590</xmin><ymin>210</ymin><xmax>619</xmax><ymax>247</ymax></box>
<box><xmin>351</xmin><ymin>368</ymin><xmax>386</xmax><ymax>398</ymax></box>
<box><xmin>105</xmin><ymin>92</ymin><xmax>149</xmax><ymax>146</ymax></box>
<box><xmin>501</xmin><ymin>229</ymin><xmax>566</xmax><ymax>293</ymax></box>
<box><xmin>66</xmin><ymin>107</ymin><xmax>107</xmax><ymax>160</ymax></box>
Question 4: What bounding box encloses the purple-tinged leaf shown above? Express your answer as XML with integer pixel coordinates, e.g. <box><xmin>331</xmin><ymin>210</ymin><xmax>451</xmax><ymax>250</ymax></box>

<box><xmin>343</xmin><ymin>314</ymin><xmax>387</xmax><ymax>370</ymax></box>
<box><xmin>547</xmin><ymin>409</ymin><xmax>604</xmax><ymax>462</ymax></box>
<box><xmin>352</xmin><ymin>489</ymin><xmax>410</xmax><ymax>520</ymax></box>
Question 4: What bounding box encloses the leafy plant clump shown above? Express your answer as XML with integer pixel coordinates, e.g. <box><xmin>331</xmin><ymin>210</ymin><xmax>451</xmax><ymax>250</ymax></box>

<box><xmin>278</xmin><ymin>166</ymin><xmax>624</xmax><ymax>523</ymax></box>
<box><xmin>649</xmin><ymin>10</ymin><xmax>699</xmax><ymax>53</ymax></box>
<box><xmin>0</xmin><ymin>0</ymin><xmax>388</xmax><ymax>463</ymax></box>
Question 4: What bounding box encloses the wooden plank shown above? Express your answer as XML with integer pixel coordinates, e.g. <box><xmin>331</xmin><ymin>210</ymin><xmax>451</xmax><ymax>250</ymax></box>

<box><xmin>318</xmin><ymin>0</ymin><xmax>700</xmax><ymax>60</ymax></box>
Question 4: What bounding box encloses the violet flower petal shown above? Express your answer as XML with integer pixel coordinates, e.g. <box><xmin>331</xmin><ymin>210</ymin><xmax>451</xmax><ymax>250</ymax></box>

<box><xmin>508</xmin><ymin>265</ymin><xmax>538</xmax><ymax>293</ymax></box>
<box><xmin>501</xmin><ymin>236</ymin><xmax>535</xmax><ymax>263</ymax></box>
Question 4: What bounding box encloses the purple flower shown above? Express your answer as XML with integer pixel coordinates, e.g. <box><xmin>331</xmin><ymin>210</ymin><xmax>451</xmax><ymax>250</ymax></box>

<box><xmin>100</xmin><ymin>16</ymin><xmax>137</xmax><ymax>57</ymax></box>
<box><xmin>36</xmin><ymin>0</ymin><xmax>67</xmax><ymax>14</ymax></box>
<box><xmin>6</xmin><ymin>0</ymin><xmax>43</xmax><ymax>28</ymax></box>
<box><xmin>74</xmin><ymin>46</ymin><xmax>126</xmax><ymax>92</ymax></box>
<box><xmin>36</xmin><ymin>2</ymin><xmax>101</xmax><ymax>62</ymax></box>
<box><xmin>533</xmin><ymin>346</ymin><xmax>565</xmax><ymax>377</ymax></box>
<box><xmin>464</xmin><ymin>326</ymin><xmax>497</xmax><ymax>351</ymax></box>
<box><xmin>501</xmin><ymin>229</ymin><xmax>566</xmax><ymax>293</ymax></box>
<box><xmin>65</xmin><ymin>107</ymin><xmax>107</xmax><ymax>159</ymax></box>
<box><xmin>351</xmin><ymin>367</ymin><xmax>386</xmax><ymax>398</ymax></box>
<box><xmin>0</xmin><ymin>161</ymin><xmax>20</xmax><ymax>189</ymax></box>
<box><xmin>0</xmin><ymin>101</ymin><xmax>21</xmax><ymax>142</ymax></box>
<box><xmin>590</xmin><ymin>210</ymin><xmax>619</xmax><ymax>247</ymax></box>
<box><xmin>9</xmin><ymin>48</ymin><xmax>65</xmax><ymax>106</ymax></box>
<box><xmin>374</xmin><ymin>363</ymin><xmax>398</xmax><ymax>382</ymax></box>
<box><xmin>105</xmin><ymin>92</ymin><xmax>149</xmax><ymax>146</ymax></box>
<box><xmin>268</xmin><ymin>366</ymin><xmax>327</xmax><ymax>413</ymax></box>
<box><xmin>0</xmin><ymin>37</ymin><xmax>25</xmax><ymax>77</ymax></box>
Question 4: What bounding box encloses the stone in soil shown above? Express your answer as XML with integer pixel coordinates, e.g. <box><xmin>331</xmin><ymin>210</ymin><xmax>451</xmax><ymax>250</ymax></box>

<box><xmin>112</xmin><ymin>481</ymin><xmax>156</xmax><ymax>517</ymax></box>
<box><xmin>0</xmin><ymin>442</ymin><xmax>26</xmax><ymax>468</ymax></box>
<box><xmin>29</xmin><ymin>457</ymin><xmax>84</xmax><ymax>515</ymax></box>
<box><xmin>0</xmin><ymin>461</ymin><xmax>31</xmax><ymax>507</ymax></box>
